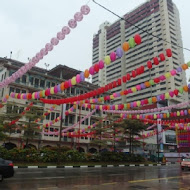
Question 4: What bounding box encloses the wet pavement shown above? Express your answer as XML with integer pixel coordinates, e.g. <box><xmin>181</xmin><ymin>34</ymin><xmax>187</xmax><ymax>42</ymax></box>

<box><xmin>1</xmin><ymin>165</ymin><xmax>190</xmax><ymax>190</ymax></box>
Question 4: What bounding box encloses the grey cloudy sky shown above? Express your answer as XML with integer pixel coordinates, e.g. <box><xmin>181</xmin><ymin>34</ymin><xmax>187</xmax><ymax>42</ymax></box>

<box><xmin>0</xmin><ymin>0</ymin><xmax>190</xmax><ymax>79</ymax></box>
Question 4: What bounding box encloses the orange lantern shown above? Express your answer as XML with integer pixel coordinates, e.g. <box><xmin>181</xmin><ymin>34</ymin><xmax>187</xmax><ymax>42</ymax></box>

<box><xmin>144</xmin><ymin>81</ymin><xmax>150</xmax><ymax>88</ymax></box>
<box><xmin>183</xmin><ymin>85</ymin><xmax>188</xmax><ymax>92</ymax></box>
<box><xmin>122</xmin><ymin>42</ymin><xmax>130</xmax><ymax>52</ymax></box>
<box><xmin>182</xmin><ymin>64</ymin><xmax>188</xmax><ymax>70</ymax></box>
<box><xmin>60</xmin><ymin>82</ymin><xmax>65</xmax><ymax>91</ymax></box>
<box><xmin>120</xmin><ymin>91</ymin><xmax>124</xmax><ymax>96</ymax></box>
<box><xmin>84</xmin><ymin>69</ymin><xmax>90</xmax><ymax>78</ymax></box>
<box><xmin>127</xmin><ymin>103</ymin><xmax>130</xmax><ymax>109</ymax></box>
<box><xmin>152</xmin><ymin>97</ymin><xmax>157</xmax><ymax>103</ymax></box>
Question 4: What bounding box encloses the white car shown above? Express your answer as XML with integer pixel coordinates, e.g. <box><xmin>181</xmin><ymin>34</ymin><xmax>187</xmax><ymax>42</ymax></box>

<box><xmin>181</xmin><ymin>158</ymin><xmax>190</xmax><ymax>170</ymax></box>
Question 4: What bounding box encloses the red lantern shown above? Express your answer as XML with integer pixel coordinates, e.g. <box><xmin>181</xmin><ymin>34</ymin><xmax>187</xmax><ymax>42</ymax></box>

<box><xmin>17</xmin><ymin>94</ymin><xmax>21</xmax><ymax>99</ymax></box>
<box><xmin>126</xmin><ymin>73</ymin><xmax>131</xmax><ymax>81</ymax></box>
<box><xmin>113</xmin><ymin>81</ymin><xmax>117</xmax><ymax>88</ymax></box>
<box><xmin>166</xmin><ymin>49</ymin><xmax>172</xmax><ymax>57</ymax></box>
<box><xmin>140</xmin><ymin>66</ymin><xmax>144</xmax><ymax>74</ymax></box>
<box><xmin>131</xmin><ymin>70</ymin><xmax>136</xmax><ymax>78</ymax></box>
<box><xmin>134</xmin><ymin>34</ymin><xmax>142</xmax><ymax>45</ymax></box>
<box><xmin>64</xmin><ymin>81</ymin><xmax>69</xmax><ymax>89</ymax></box>
<box><xmin>27</xmin><ymin>93</ymin><xmax>32</xmax><ymax>100</ymax></box>
<box><xmin>124</xmin><ymin>90</ymin><xmax>128</xmax><ymax>95</ymax></box>
<box><xmin>159</xmin><ymin>53</ymin><xmax>165</xmax><ymax>61</ymax></box>
<box><xmin>174</xmin><ymin>89</ymin><xmax>179</xmax><ymax>96</ymax></box>
<box><xmin>147</xmin><ymin>61</ymin><xmax>152</xmax><ymax>69</ymax></box>
<box><xmin>144</xmin><ymin>99</ymin><xmax>148</xmax><ymax>104</ymax></box>
<box><xmin>153</xmin><ymin>57</ymin><xmax>159</xmax><ymax>65</ymax></box>
<box><xmin>154</xmin><ymin>78</ymin><xmax>160</xmax><ymax>83</ymax></box>
<box><xmin>122</xmin><ymin>76</ymin><xmax>126</xmax><ymax>83</ymax></box>
<box><xmin>117</xmin><ymin>78</ymin><xmax>121</xmax><ymax>86</ymax></box>
<box><xmin>94</xmin><ymin>63</ymin><xmax>99</xmax><ymax>73</ymax></box>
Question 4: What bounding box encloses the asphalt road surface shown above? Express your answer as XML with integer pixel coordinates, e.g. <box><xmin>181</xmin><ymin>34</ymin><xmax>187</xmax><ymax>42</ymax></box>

<box><xmin>1</xmin><ymin>165</ymin><xmax>190</xmax><ymax>190</ymax></box>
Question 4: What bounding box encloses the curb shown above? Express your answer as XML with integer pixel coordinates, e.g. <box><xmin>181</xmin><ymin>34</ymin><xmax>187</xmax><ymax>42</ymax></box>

<box><xmin>13</xmin><ymin>162</ymin><xmax>177</xmax><ymax>169</ymax></box>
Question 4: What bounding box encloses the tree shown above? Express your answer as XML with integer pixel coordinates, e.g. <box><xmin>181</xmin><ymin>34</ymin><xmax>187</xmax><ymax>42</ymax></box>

<box><xmin>117</xmin><ymin>119</ymin><xmax>147</xmax><ymax>154</ymax></box>
<box><xmin>90</xmin><ymin>117</ymin><xmax>114</xmax><ymax>152</ymax></box>
<box><xmin>1</xmin><ymin>101</ymin><xmax>43</xmax><ymax>149</ymax></box>
<box><xmin>19</xmin><ymin>105</ymin><xmax>43</xmax><ymax>148</ymax></box>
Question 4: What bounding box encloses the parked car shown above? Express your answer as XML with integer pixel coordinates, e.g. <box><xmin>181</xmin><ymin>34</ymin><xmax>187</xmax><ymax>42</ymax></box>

<box><xmin>181</xmin><ymin>158</ymin><xmax>190</xmax><ymax>170</ymax></box>
<box><xmin>0</xmin><ymin>158</ymin><xmax>14</xmax><ymax>182</ymax></box>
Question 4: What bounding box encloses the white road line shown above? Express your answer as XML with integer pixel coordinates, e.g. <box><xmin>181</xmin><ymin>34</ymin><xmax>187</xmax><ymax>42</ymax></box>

<box><xmin>108</xmin><ymin>174</ymin><xmax>124</xmax><ymax>176</ymax></box>
<box><xmin>16</xmin><ymin>171</ymin><xmax>44</xmax><ymax>174</ymax></box>
<box><xmin>35</xmin><ymin>176</ymin><xmax>65</xmax><ymax>180</ymax></box>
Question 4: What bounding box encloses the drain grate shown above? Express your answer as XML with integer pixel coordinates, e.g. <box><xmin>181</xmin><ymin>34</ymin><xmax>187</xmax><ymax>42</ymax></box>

<box><xmin>130</xmin><ymin>185</ymin><xmax>150</xmax><ymax>189</ymax></box>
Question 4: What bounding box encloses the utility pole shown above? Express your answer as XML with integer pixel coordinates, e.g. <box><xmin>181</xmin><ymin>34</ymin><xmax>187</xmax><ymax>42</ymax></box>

<box><xmin>156</xmin><ymin>126</ymin><xmax>160</xmax><ymax>163</ymax></box>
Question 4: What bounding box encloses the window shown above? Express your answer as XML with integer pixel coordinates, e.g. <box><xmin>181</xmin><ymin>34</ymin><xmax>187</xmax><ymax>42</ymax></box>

<box><xmin>56</xmin><ymin>113</ymin><xmax>60</xmax><ymax>118</ymax></box>
<box><xmin>21</xmin><ymin>90</ymin><xmax>26</xmax><ymax>94</ymax></box>
<box><xmin>29</xmin><ymin>76</ymin><xmax>34</xmax><ymax>85</ymax></box>
<box><xmin>40</xmin><ymin>80</ymin><xmax>45</xmax><ymax>88</ymax></box>
<box><xmin>71</xmin><ymin>88</ymin><xmax>75</xmax><ymax>95</ymax></box>
<box><xmin>22</xmin><ymin>75</ymin><xmax>27</xmax><ymax>83</ymax></box>
<box><xmin>16</xmin><ymin>88</ymin><xmax>20</xmax><ymax>93</ymax></box>
<box><xmin>1</xmin><ymin>74</ymin><xmax>4</xmax><ymax>82</ymax></box>
<box><xmin>9</xmin><ymin>87</ymin><xmax>14</xmax><ymax>94</ymax></box>
<box><xmin>13</xmin><ymin>106</ymin><xmax>18</xmax><ymax>113</ymax></box>
<box><xmin>34</xmin><ymin>78</ymin><xmax>39</xmax><ymax>87</ymax></box>
<box><xmin>19</xmin><ymin>107</ymin><xmax>24</xmax><ymax>114</ymax></box>
<box><xmin>46</xmin><ymin>81</ymin><xmax>50</xmax><ymax>88</ymax></box>
<box><xmin>51</xmin><ymin>112</ymin><xmax>55</xmax><ymax>120</ymax></box>
<box><xmin>46</xmin><ymin>114</ymin><xmax>50</xmax><ymax>120</ymax></box>
<box><xmin>7</xmin><ymin>105</ymin><xmax>12</xmax><ymax>113</ymax></box>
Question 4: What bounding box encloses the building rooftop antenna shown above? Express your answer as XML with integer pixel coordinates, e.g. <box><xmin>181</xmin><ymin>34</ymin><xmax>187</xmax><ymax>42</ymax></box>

<box><xmin>44</xmin><ymin>63</ymin><xmax>50</xmax><ymax>70</ymax></box>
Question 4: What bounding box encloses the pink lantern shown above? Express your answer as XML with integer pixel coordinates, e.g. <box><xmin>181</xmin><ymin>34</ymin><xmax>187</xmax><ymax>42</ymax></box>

<box><xmin>99</xmin><ymin>60</ymin><xmax>104</xmax><ymax>69</ymax></box>
<box><xmin>89</xmin><ymin>66</ymin><xmax>94</xmax><ymax>75</ymax></box>
<box><xmin>80</xmin><ymin>5</ymin><xmax>90</xmax><ymax>15</ymax></box>
<box><xmin>45</xmin><ymin>43</ymin><xmax>53</xmax><ymax>51</ymax></box>
<box><xmin>110</xmin><ymin>52</ymin><xmax>116</xmax><ymax>62</ymax></box>
<box><xmin>62</xmin><ymin>26</ymin><xmax>70</xmax><ymax>35</ymax></box>
<box><xmin>136</xmin><ymin>85</ymin><xmax>141</xmax><ymax>91</ymax></box>
<box><xmin>68</xmin><ymin>19</ymin><xmax>77</xmax><ymax>28</ymax></box>
<box><xmin>169</xmin><ymin>91</ymin><xmax>174</xmax><ymax>97</ymax></box>
<box><xmin>170</xmin><ymin>69</ymin><xmax>176</xmax><ymax>76</ymax></box>
<box><xmin>51</xmin><ymin>37</ymin><xmax>59</xmax><ymax>46</ymax></box>
<box><xmin>36</xmin><ymin>52</ymin><xmax>43</xmax><ymax>60</ymax></box>
<box><xmin>57</xmin><ymin>32</ymin><xmax>65</xmax><ymax>40</ymax></box>
<box><xmin>74</xmin><ymin>12</ymin><xmax>83</xmax><ymax>21</ymax></box>
<box><xmin>76</xmin><ymin>74</ymin><xmax>81</xmax><ymax>83</ymax></box>
<box><xmin>40</xmin><ymin>48</ymin><xmax>48</xmax><ymax>56</ymax></box>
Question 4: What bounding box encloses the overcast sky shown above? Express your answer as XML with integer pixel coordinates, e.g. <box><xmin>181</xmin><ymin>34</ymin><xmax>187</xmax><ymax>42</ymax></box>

<box><xmin>0</xmin><ymin>0</ymin><xmax>190</xmax><ymax>80</ymax></box>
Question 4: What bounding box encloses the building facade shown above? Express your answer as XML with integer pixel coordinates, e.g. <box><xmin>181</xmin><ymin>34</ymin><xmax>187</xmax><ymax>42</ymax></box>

<box><xmin>92</xmin><ymin>0</ymin><xmax>187</xmax><ymax>105</ymax></box>
<box><xmin>0</xmin><ymin>58</ymin><xmax>110</xmax><ymax>152</ymax></box>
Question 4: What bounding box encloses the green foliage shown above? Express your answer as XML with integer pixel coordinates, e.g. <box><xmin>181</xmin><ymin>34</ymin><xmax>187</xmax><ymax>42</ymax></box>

<box><xmin>0</xmin><ymin>146</ymin><xmax>145</xmax><ymax>163</ymax></box>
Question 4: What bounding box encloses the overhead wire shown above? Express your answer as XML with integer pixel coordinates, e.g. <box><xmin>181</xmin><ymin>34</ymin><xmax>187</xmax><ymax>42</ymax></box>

<box><xmin>92</xmin><ymin>0</ymin><xmax>190</xmax><ymax>52</ymax></box>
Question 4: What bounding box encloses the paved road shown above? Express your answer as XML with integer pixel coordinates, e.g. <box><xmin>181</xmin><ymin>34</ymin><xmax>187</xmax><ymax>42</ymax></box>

<box><xmin>1</xmin><ymin>165</ymin><xmax>190</xmax><ymax>190</ymax></box>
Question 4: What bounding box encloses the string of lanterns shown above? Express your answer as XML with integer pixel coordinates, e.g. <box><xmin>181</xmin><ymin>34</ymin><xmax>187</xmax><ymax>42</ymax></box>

<box><xmin>0</xmin><ymin>5</ymin><xmax>91</xmax><ymax>89</ymax></box>
<box><xmin>10</xmin><ymin>34</ymin><xmax>142</xmax><ymax>101</ymax></box>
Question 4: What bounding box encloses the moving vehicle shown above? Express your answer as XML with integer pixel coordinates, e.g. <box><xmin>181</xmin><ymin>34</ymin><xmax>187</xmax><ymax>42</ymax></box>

<box><xmin>181</xmin><ymin>158</ymin><xmax>190</xmax><ymax>170</ymax></box>
<box><xmin>0</xmin><ymin>158</ymin><xmax>14</xmax><ymax>182</ymax></box>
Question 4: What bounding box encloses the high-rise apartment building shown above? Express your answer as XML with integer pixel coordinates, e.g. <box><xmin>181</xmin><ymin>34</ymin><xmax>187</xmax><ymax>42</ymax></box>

<box><xmin>92</xmin><ymin>0</ymin><xmax>187</xmax><ymax>105</ymax></box>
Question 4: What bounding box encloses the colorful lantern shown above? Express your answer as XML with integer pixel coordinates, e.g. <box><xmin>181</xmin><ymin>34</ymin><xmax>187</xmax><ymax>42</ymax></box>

<box><xmin>122</xmin><ymin>42</ymin><xmax>130</xmax><ymax>51</ymax></box>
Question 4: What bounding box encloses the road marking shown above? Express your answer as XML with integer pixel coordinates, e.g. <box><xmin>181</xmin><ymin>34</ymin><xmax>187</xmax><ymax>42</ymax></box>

<box><xmin>128</xmin><ymin>175</ymin><xmax>190</xmax><ymax>183</ymax></box>
<box><xmin>38</xmin><ymin>187</ymin><xmax>58</xmax><ymax>190</ymax></box>
<box><xmin>35</xmin><ymin>176</ymin><xmax>65</xmax><ymax>180</ymax></box>
<box><xmin>108</xmin><ymin>174</ymin><xmax>124</xmax><ymax>176</ymax></box>
<box><xmin>101</xmin><ymin>182</ymin><xmax>117</xmax><ymax>185</ymax></box>
<box><xmin>74</xmin><ymin>185</ymin><xmax>91</xmax><ymax>187</ymax></box>
<box><xmin>16</xmin><ymin>171</ymin><xmax>44</xmax><ymax>174</ymax></box>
